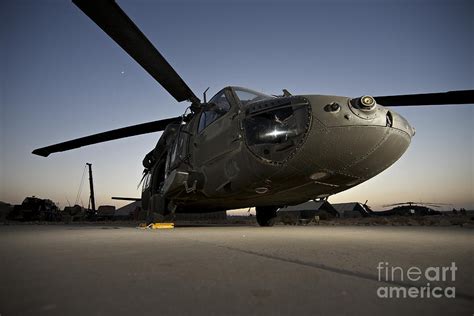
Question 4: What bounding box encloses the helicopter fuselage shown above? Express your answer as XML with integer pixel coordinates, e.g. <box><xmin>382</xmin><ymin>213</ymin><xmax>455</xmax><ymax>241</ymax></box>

<box><xmin>142</xmin><ymin>86</ymin><xmax>414</xmax><ymax>215</ymax></box>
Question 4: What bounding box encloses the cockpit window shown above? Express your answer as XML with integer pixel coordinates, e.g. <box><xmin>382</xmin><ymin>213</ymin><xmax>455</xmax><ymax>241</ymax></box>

<box><xmin>244</xmin><ymin>102</ymin><xmax>311</xmax><ymax>163</ymax></box>
<box><xmin>198</xmin><ymin>90</ymin><xmax>230</xmax><ymax>133</ymax></box>
<box><xmin>209</xmin><ymin>89</ymin><xmax>230</xmax><ymax>109</ymax></box>
<box><xmin>234</xmin><ymin>87</ymin><xmax>273</xmax><ymax>106</ymax></box>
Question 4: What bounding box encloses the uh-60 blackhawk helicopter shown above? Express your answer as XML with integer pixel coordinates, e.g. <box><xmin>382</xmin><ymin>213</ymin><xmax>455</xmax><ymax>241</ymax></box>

<box><xmin>33</xmin><ymin>0</ymin><xmax>474</xmax><ymax>226</ymax></box>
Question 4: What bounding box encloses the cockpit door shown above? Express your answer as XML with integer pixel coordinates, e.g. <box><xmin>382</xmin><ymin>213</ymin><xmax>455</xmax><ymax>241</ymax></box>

<box><xmin>193</xmin><ymin>89</ymin><xmax>241</xmax><ymax>164</ymax></box>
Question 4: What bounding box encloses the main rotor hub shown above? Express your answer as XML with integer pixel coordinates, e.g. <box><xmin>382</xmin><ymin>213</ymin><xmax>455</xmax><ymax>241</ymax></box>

<box><xmin>360</xmin><ymin>95</ymin><xmax>376</xmax><ymax>109</ymax></box>
<box><xmin>347</xmin><ymin>95</ymin><xmax>378</xmax><ymax>120</ymax></box>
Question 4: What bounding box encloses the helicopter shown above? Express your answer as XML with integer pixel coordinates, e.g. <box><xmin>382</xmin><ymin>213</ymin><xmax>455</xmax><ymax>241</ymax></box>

<box><xmin>33</xmin><ymin>0</ymin><xmax>474</xmax><ymax>226</ymax></box>
<box><xmin>380</xmin><ymin>202</ymin><xmax>451</xmax><ymax>216</ymax></box>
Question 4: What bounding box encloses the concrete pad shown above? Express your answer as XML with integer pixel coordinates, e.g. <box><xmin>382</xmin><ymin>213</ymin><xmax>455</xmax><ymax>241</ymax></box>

<box><xmin>0</xmin><ymin>225</ymin><xmax>472</xmax><ymax>315</ymax></box>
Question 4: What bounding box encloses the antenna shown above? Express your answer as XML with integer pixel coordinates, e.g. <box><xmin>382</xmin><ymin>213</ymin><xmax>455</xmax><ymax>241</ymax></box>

<box><xmin>203</xmin><ymin>87</ymin><xmax>210</xmax><ymax>103</ymax></box>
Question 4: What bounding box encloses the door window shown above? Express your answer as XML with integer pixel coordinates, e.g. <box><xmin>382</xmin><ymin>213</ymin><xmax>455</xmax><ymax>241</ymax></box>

<box><xmin>198</xmin><ymin>90</ymin><xmax>230</xmax><ymax>133</ymax></box>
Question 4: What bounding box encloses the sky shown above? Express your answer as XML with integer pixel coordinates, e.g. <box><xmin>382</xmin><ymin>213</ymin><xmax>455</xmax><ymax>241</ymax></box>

<box><xmin>1</xmin><ymin>0</ymin><xmax>473</xmax><ymax>211</ymax></box>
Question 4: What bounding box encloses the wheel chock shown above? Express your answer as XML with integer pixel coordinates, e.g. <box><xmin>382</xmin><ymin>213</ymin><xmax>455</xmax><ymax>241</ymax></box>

<box><xmin>138</xmin><ymin>223</ymin><xmax>174</xmax><ymax>229</ymax></box>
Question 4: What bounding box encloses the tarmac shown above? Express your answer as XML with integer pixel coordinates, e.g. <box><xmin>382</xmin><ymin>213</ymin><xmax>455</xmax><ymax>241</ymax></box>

<box><xmin>0</xmin><ymin>224</ymin><xmax>473</xmax><ymax>315</ymax></box>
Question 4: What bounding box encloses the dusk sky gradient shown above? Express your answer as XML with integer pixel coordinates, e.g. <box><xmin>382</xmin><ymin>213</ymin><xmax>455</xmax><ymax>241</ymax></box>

<box><xmin>1</xmin><ymin>0</ymin><xmax>473</xmax><ymax>211</ymax></box>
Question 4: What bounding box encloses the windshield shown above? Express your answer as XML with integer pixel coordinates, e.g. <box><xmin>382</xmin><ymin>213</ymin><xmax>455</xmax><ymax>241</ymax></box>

<box><xmin>233</xmin><ymin>87</ymin><xmax>273</xmax><ymax>106</ymax></box>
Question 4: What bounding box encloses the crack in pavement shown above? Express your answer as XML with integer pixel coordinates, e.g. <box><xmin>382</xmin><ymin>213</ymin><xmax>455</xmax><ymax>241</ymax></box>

<box><xmin>188</xmin><ymin>238</ymin><xmax>474</xmax><ymax>302</ymax></box>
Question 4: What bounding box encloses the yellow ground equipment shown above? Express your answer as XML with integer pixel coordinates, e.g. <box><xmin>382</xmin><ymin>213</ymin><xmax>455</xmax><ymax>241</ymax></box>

<box><xmin>138</xmin><ymin>223</ymin><xmax>174</xmax><ymax>229</ymax></box>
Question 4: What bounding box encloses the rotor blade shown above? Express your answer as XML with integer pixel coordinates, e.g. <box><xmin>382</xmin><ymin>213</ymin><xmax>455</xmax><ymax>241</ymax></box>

<box><xmin>383</xmin><ymin>203</ymin><xmax>406</xmax><ymax>207</ymax></box>
<box><xmin>32</xmin><ymin>116</ymin><xmax>181</xmax><ymax>157</ymax></box>
<box><xmin>383</xmin><ymin>201</ymin><xmax>450</xmax><ymax>208</ymax></box>
<box><xmin>383</xmin><ymin>202</ymin><xmax>416</xmax><ymax>207</ymax></box>
<box><xmin>374</xmin><ymin>90</ymin><xmax>474</xmax><ymax>106</ymax></box>
<box><xmin>111</xmin><ymin>197</ymin><xmax>141</xmax><ymax>201</ymax></box>
<box><xmin>73</xmin><ymin>0</ymin><xmax>200</xmax><ymax>104</ymax></box>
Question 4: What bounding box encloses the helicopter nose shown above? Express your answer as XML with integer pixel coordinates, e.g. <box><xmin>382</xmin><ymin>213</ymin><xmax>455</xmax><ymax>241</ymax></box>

<box><xmin>290</xmin><ymin>95</ymin><xmax>414</xmax><ymax>184</ymax></box>
<box><xmin>321</xmin><ymin>95</ymin><xmax>415</xmax><ymax>137</ymax></box>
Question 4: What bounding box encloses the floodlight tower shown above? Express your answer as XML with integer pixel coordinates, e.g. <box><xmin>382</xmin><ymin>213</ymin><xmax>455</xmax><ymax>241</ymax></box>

<box><xmin>86</xmin><ymin>163</ymin><xmax>96</xmax><ymax>212</ymax></box>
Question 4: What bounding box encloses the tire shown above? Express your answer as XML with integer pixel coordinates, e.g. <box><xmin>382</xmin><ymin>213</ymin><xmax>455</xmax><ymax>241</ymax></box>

<box><xmin>256</xmin><ymin>206</ymin><xmax>278</xmax><ymax>227</ymax></box>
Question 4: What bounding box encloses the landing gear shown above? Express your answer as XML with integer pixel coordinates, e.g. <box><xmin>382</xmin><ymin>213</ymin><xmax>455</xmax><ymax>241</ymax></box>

<box><xmin>146</xmin><ymin>211</ymin><xmax>175</xmax><ymax>224</ymax></box>
<box><xmin>147</xmin><ymin>193</ymin><xmax>175</xmax><ymax>224</ymax></box>
<box><xmin>256</xmin><ymin>206</ymin><xmax>278</xmax><ymax>227</ymax></box>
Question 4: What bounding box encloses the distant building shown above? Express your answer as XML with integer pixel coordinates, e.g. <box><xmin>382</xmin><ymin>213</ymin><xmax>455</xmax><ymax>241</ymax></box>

<box><xmin>0</xmin><ymin>201</ymin><xmax>13</xmax><ymax>222</ymax></box>
<box><xmin>115</xmin><ymin>201</ymin><xmax>142</xmax><ymax>219</ymax></box>
<box><xmin>278</xmin><ymin>200</ymin><xmax>339</xmax><ymax>223</ymax></box>
<box><xmin>332</xmin><ymin>202</ymin><xmax>373</xmax><ymax>218</ymax></box>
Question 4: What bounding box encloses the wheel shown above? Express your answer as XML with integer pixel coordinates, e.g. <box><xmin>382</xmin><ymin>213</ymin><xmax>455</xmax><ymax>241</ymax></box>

<box><xmin>147</xmin><ymin>194</ymin><xmax>176</xmax><ymax>224</ymax></box>
<box><xmin>147</xmin><ymin>211</ymin><xmax>164</xmax><ymax>224</ymax></box>
<box><xmin>256</xmin><ymin>206</ymin><xmax>278</xmax><ymax>227</ymax></box>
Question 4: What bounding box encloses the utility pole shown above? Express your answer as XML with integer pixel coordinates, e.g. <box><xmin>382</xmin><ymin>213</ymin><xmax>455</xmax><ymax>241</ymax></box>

<box><xmin>86</xmin><ymin>163</ymin><xmax>96</xmax><ymax>212</ymax></box>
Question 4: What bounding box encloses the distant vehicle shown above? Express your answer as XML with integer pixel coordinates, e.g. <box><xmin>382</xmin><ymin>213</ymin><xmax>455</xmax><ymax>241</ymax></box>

<box><xmin>62</xmin><ymin>204</ymin><xmax>87</xmax><ymax>222</ymax></box>
<box><xmin>7</xmin><ymin>196</ymin><xmax>60</xmax><ymax>221</ymax></box>
<box><xmin>95</xmin><ymin>205</ymin><xmax>116</xmax><ymax>221</ymax></box>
